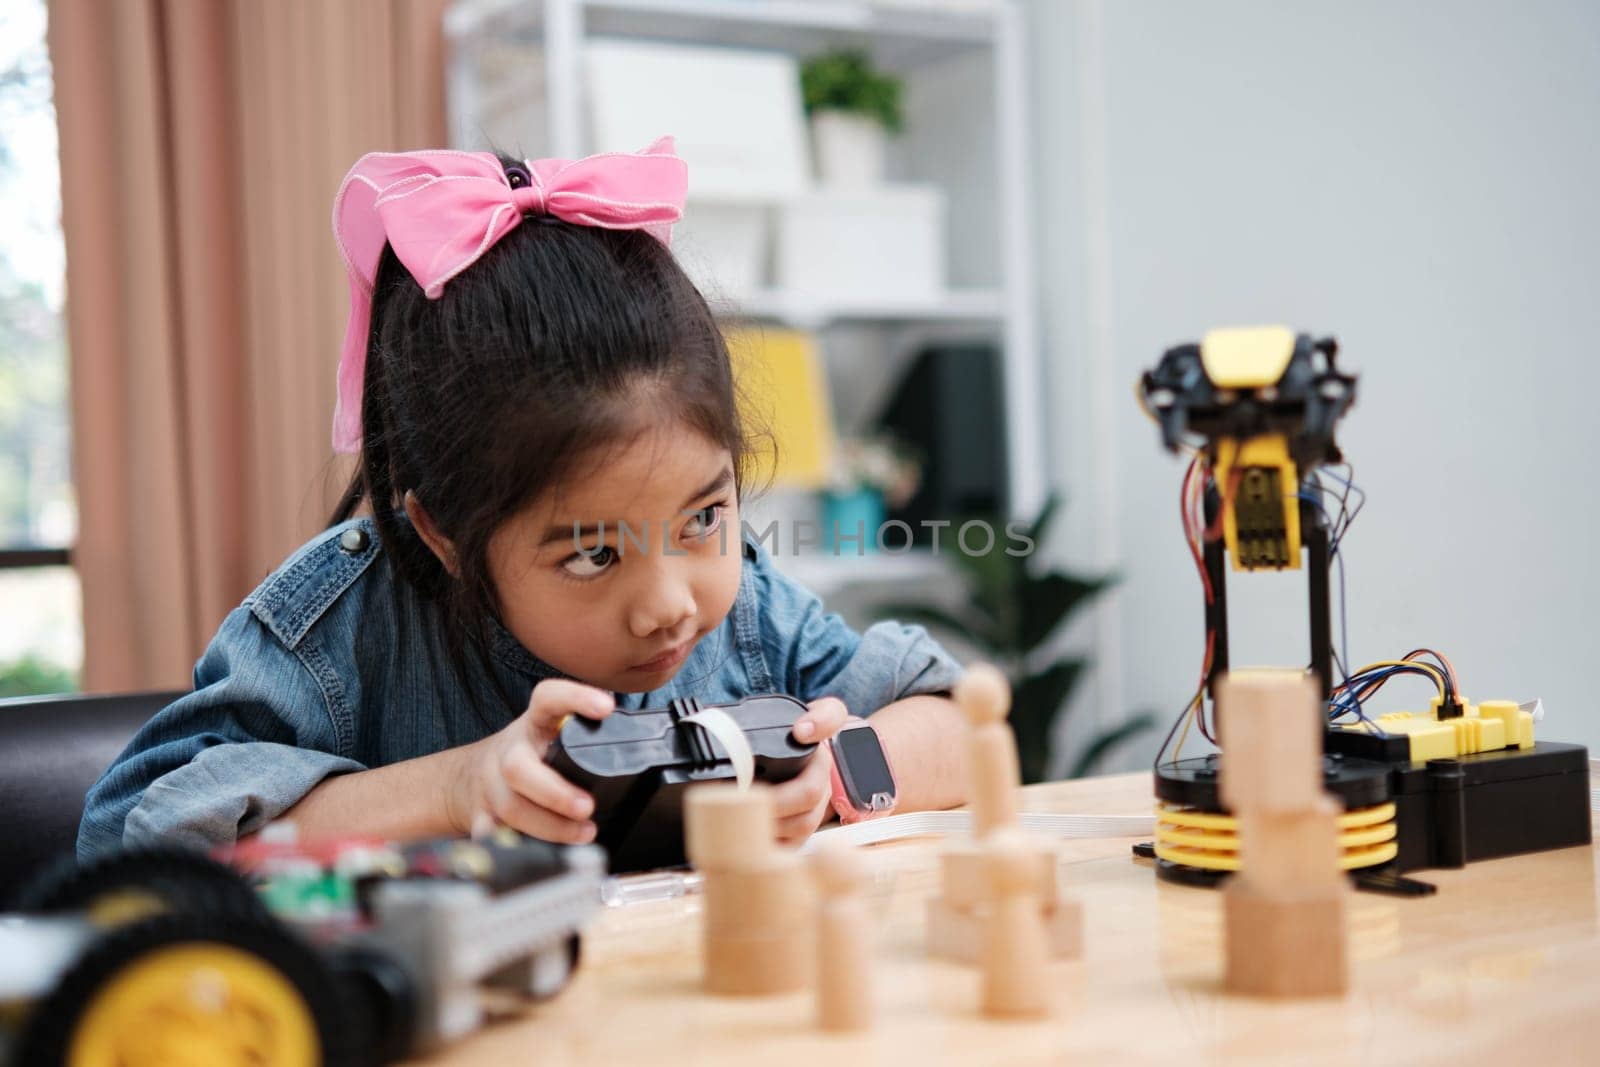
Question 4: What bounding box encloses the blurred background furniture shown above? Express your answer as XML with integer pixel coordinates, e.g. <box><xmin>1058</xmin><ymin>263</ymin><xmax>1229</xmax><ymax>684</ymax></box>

<box><xmin>444</xmin><ymin>0</ymin><xmax>1043</xmax><ymax>597</ymax></box>
<box><xmin>0</xmin><ymin>689</ymin><xmax>181</xmax><ymax>903</ymax></box>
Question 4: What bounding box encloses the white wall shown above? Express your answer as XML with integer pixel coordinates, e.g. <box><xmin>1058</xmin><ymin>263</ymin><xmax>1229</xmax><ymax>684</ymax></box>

<box><xmin>1028</xmin><ymin>0</ymin><xmax>1600</xmax><ymax>766</ymax></box>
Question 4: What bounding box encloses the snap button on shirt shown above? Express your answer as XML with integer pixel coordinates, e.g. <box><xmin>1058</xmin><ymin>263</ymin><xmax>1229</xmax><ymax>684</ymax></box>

<box><xmin>339</xmin><ymin>527</ymin><xmax>370</xmax><ymax>554</ymax></box>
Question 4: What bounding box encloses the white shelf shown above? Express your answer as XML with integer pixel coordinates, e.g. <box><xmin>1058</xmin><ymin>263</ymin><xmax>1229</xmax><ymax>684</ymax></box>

<box><xmin>721</xmin><ymin>288</ymin><xmax>1004</xmax><ymax>328</ymax></box>
<box><xmin>445</xmin><ymin>0</ymin><xmax>1049</xmax><ymax>525</ymax></box>
<box><xmin>769</xmin><ymin>548</ymin><xmax>951</xmax><ymax>597</ymax></box>
<box><xmin>449</xmin><ymin>0</ymin><xmax>1002</xmax><ymax>69</ymax></box>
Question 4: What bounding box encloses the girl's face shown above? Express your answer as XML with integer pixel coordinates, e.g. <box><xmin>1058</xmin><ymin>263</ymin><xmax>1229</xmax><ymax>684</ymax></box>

<box><xmin>486</xmin><ymin>421</ymin><xmax>744</xmax><ymax>694</ymax></box>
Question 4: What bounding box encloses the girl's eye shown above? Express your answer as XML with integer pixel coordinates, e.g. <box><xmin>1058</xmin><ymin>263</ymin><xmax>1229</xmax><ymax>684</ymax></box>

<box><xmin>561</xmin><ymin>545</ymin><xmax>616</xmax><ymax>579</ymax></box>
<box><xmin>683</xmin><ymin>504</ymin><xmax>724</xmax><ymax>541</ymax></box>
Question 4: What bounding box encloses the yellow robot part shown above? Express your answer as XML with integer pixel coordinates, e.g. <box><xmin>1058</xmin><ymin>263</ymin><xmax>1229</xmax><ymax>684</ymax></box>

<box><xmin>68</xmin><ymin>943</ymin><xmax>319</xmax><ymax>1067</ymax></box>
<box><xmin>1153</xmin><ymin>801</ymin><xmax>1399</xmax><ymax>872</ymax></box>
<box><xmin>86</xmin><ymin>890</ymin><xmax>169</xmax><ymax>928</ymax></box>
<box><xmin>1199</xmin><ymin>325</ymin><xmax>1297</xmax><ymax>388</ymax></box>
<box><xmin>1215</xmin><ymin>434</ymin><xmax>1302</xmax><ymax>571</ymax></box>
<box><xmin>1349</xmin><ymin>699</ymin><xmax>1536</xmax><ymax>763</ymax></box>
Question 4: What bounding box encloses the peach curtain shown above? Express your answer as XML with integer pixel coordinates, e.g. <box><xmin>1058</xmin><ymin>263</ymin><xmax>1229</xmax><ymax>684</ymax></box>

<box><xmin>48</xmin><ymin>0</ymin><xmax>449</xmax><ymax>691</ymax></box>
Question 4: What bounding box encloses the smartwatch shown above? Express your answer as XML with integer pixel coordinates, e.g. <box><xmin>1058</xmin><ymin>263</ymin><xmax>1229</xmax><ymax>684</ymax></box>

<box><xmin>827</xmin><ymin>721</ymin><xmax>898</xmax><ymax>824</ymax></box>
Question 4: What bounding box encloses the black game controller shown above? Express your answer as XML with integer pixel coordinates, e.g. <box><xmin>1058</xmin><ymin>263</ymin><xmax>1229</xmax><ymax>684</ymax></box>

<box><xmin>544</xmin><ymin>695</ymin><xmax>817</xmax><ymax>873</ymax></box>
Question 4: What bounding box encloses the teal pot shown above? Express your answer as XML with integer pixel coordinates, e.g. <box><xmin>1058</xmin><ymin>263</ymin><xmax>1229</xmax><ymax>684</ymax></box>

<box><xmin>821</xmin><ymin>487</ymin><xmax>885</xmax><ymax>554</ymax></box>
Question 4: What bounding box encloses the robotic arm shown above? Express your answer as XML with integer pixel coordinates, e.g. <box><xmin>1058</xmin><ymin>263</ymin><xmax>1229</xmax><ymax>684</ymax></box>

<box><xmin>1139</xmin><ymin>326</ymin><xmax>1357</xmax><ymax>698</ymax></box>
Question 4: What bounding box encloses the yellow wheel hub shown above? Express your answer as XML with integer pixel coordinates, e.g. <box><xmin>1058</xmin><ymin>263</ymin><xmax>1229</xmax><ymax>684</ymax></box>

<box><xmin>86</xmin><ymin>889</ymin><xmax>168</xmax><ymax>928</ymax></box>
<box><xmin>67</xmin><ymin>942</ymin><xmax>319</xmax><ymax>1067</ymax></box>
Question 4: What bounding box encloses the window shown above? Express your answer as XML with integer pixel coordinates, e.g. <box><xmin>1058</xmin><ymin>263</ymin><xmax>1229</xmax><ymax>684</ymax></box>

<box><xmin>0</xmin><ymin>0</ymin><xmax>79</xmax><ymax>696</ymax></box>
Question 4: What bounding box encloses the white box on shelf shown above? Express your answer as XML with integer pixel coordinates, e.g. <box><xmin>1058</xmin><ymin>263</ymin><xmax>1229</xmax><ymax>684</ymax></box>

<box><xmin>774</xmin><ymin>186</ymin><xmax>947</xmax><ymax>306</ymax></box>
<box><xmin>584</xmin><ymin>38</ymin><xmax>809</xmax><ymax>201</ymax></box>
<box><xmin>673</xmin><ymin>201</ymin><xmax>769</xmax><ymax>301</ymax></box>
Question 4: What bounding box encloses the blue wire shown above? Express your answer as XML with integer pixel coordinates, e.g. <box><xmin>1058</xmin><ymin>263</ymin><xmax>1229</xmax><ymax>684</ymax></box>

<box><xmin>1330</xmin><ymin>665</ymin><xmax>1444</xmax><ymax>723</ymax></box>
<box><xmin>1297</xmin><ymin>491</ymin><xmax>1364</xmax><ymax>720</ymax></box>
<box><xmin>1328</xmin><ymin>666</ymin><xmax>1409</xmax><ymax>718</ymax></box>
<box><xmin>1308</xmin><ymin>466</ymin><xmax>1366</xmax><ymax>553</ymax></box>
<box><xmin>1298</xmin><ymin>485</ymin><xmax>1394</xmax><ymax>733</ymax></box>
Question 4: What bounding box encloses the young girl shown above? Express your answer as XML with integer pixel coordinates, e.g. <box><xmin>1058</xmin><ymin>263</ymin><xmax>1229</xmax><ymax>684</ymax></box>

<box><xmin>79</xmin><ymin>138</ymin><xmax>969</xmax><ymax>860</ymax></box>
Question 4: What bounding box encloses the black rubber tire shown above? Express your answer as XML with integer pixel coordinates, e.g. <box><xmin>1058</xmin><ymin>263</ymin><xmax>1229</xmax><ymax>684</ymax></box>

<box><xmin>13</xmin><ymin>846</ymin><xmax>267</xmax><ymax>920</ymax></box>
<box><xmin>528</xmin><ymin>934</ymin><xmax>583</xmax><ymax>1001</ymax></box>
<box><xmin>327</xmin><ymin>942</ymin><xmax>417</xmax><ymax>1065</ymax></box>
<box><xmin>16</xmin><ymin>911</ymin><xmax>370</xmax><ymax>1067</ymax></box>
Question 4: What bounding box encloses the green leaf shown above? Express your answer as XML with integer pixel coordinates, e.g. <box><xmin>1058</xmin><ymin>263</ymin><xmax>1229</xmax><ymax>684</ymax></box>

<box><xmin>0</xmin><ymin>654</ymin><xmax>79</xmax><ymax>698</ymax></box>
<box><xmin>1009</xmin><ymin>706</ymin><xmax>1050</xmax><ymax>785</ymax></box>
<box><xmin>798</xmin><ymin>51</ymin><xmax>904</xmax><ymax>132</ymax></box>
<box><xmin>1066</xmin><ymin>713</ymin><xmax>1160</xmax><ymax>779</ymax></box>
<box><xmin>849</xmin><ymin>495</ymin><xmax>1132</xmax><ymax>780</ymax></box>
<box><xmin>1026</xmin><ymin>492</ymin><xmax>1062</xmax><ymax>548</ymax></box>
<box><xmin>1018</xmin><ymin>572</ymin><xmax>1112</xmax><ymax>650</ymax></box>
<box><xmin>1015</xmin><ymin>659</ymin><xmax>1086</xmax><ymax>724</ymax></box>
<box><xmin>868</xmin><ymin>603</ymin><xmax>999</xmax><ymax>653</ymax></box>
<box><xmin>945</xmin><ymin>540</ymin><xmax>1020</xmax><ymax>647</ymax></box>
<box><xmin>1011</xmin><ymin>659</ymin><xmax>1087</xmax><ymax>784</ymax></box>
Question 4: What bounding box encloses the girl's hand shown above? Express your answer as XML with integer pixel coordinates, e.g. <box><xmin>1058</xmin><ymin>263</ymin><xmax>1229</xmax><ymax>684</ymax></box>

<box><xmin>448</xmin><ymin>679</ymin><xmax>613</xmax><ymax>844</ymax></box>
<box><xmin>772</xmin><ymin>696</ymin><xmax>850</xmax><ymax>845</ymax></box>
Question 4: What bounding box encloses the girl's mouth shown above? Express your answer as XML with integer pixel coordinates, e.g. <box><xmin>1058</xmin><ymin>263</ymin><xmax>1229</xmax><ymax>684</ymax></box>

<box><xmin>630</xmin><ymin>641</ymin><xmax>691</xmax><ymax>673</ymax></box>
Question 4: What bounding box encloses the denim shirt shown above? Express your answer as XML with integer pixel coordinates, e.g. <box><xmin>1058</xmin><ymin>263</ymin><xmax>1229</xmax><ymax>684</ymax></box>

<box><xmin>78</xmin><ymin>518</ymin><xmax>964</xmax><ymax>859</ymax></box>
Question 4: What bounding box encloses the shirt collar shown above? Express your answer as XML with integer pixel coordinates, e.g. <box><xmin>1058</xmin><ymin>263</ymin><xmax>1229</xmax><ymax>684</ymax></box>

<box><xmin>487</xmin><ymin>614</ymin><xmax>565</xmax><ymax>683</ymax></box>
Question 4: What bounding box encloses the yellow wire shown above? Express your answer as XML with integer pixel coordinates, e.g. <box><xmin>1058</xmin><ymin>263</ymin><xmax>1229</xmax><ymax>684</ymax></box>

<box><xmin>1170</xmin><ymin>690</ymin><xmax>1202</xmax><ymax>764</ymax></box>
<box><xmin>1171</xmin><ymin>708</ymin><xmax>1190</xmax><ymax>763</ymax></box>
<box><xmin>1135</xmin><ymin>378</ymin><xmax>1158</xmax><ymax>425</ymax></box>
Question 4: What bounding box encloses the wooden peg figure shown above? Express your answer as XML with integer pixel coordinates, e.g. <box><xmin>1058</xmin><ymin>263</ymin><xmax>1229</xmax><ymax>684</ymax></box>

<box><xmin>685</xmin><ymin>782</ymin><xmax>811</xmax><ymax>995</ymax></box>
<box><xmin>953</xmin><ymin>663</ymin><xmax>1021</xmax><ymax>837</ymax></box>
<box><xmin>980</xmin><ymin>829</ymin><xmax>1050</xmax><ymax>1018</ymax></box>
<box><xmin>811</xmin><ymin>839</ymin><xmax>872</xmax><ymax>1032</ymax></box>
<box><xmin>929</xmin><ymin>663</ymin><xmax>1083</xmax><ymax>966</ymax></box>
<box><xmin>1215</xmin><ymin>669</ymin><xmax>1349</xmax><ymax>998</ymax></box>
<box><xmin>684</xmin><ymin>780</ymin><xmax>775</xmax><ymax>873</ymax></box>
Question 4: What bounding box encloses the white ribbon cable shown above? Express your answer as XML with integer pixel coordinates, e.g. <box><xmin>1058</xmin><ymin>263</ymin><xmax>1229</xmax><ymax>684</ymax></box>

<box><xmin>802</xmin><ymin>810</ymin><xmax>1155</xmax><ymax>851</ymax></box>
<box><xmin>599</xmin><ymin>809</ymin><xmax>1155</xmax><ymax>905</ymax></box>
<box><xmin>680</xmin><ymin>705</ymin><xmax>755</xmax><ymax>790</ymax></box>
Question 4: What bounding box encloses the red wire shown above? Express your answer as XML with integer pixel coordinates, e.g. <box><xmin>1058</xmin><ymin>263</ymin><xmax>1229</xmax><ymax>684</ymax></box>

<box><xmin>1181</xmin><ymin>456</ymin><xmax>1214</xmax><ymax>605</ymax></box>
<box><xmin>1177</xmin><ymin>457</ymin><xmax>1220</xmax><ymax>744</ymax></box>
<box><xmin>1400</xmin><ymin>647</ymin><xmax>1460</xmax><ymax>693</ymax></box>
<box><xmin>1201</xmin><ymin>468</ymin><xmax>1242</xmax><ymax>542</ymax></box>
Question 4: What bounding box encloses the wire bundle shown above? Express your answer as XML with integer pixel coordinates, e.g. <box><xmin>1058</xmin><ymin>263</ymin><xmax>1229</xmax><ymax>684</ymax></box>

<box><xmin>1151</xmin><ymin>453</ymin><xmax>1454</xmax><ymax>766</ymax></box>
<box><xmin>1152</xmin><ymin>453</ymin><xmax>1224</xmax><ymax>765</ymax></box>
<box><xmin>1328</xmin><ymin>650</ymin><xmax>1460</xmax><ymax>725</ymax></box>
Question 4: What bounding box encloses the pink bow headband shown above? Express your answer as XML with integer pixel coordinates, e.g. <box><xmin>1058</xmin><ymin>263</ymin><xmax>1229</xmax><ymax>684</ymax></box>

<box><xmin>330</xmin><ymin>136</ymin><xmax>688</xmax><ymax>453</ymax></box>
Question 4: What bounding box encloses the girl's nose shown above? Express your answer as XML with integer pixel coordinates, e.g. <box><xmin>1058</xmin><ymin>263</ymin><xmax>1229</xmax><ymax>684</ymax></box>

<box><xmin>627</xmin><ymin>565</ymin><xmax>698</xmax><ymax>639</ymax></box>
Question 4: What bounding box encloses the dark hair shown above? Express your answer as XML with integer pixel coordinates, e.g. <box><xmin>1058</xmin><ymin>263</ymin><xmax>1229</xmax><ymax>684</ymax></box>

<box><xmin>329</xmin><ymin>159</ymin><xmax>764</xmax><ymax>717</ymax></box>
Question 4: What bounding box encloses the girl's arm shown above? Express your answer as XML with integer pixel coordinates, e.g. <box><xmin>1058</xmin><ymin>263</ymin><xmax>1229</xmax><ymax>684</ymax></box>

<box><xmin>275</xmin><ymin>679</ymin><xmax>612</xmax><ymax>844</ymax></box>
<box><xmin>768</xmin><ymin>693</ymin><xmax>968</xmax><ymax>844</ymax></box>
<box><xmin>868</xmin><ymin>693</ymin><xmax>970</xmax><ymax>812</ymax></box>
<box><xmin>272</xmin><ymin>743</ymin><xmax>478</xmax><ymax>841</ymax></box>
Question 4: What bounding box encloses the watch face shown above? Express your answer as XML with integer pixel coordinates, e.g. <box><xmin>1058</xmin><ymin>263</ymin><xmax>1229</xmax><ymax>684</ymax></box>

<box><xmin>835</xmin><ymin>726</ymin><xmax>895</xmax><ymax>801</ymax></box>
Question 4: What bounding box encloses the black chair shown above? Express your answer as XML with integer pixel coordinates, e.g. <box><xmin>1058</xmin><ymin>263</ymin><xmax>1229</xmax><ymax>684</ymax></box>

<box><xmin>0</xmin><ymin>689</ymin><xmax>182</xmax><ymax>905</ymax></box>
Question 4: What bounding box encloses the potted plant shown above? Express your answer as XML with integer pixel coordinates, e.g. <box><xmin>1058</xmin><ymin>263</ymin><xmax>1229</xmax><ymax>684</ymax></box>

<box><xmin>871</xmin><ymin>495</ymin><xmax>1156</xmax><ymax>782</ymax></box>
<box><xmin>799</xmin><ymin>50</ymin><xmax>904</xmax><ymax>187</ymax></box>
<box><xmin>821</xmin><ymin>435</ymin><xmax>920</xmax><ymax>554</ymax></box>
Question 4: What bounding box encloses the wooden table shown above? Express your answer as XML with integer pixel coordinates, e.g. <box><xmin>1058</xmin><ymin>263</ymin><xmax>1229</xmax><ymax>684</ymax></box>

<box><xmin>420</xmin><ymin>773</ymin><xmax>1597</xmax><ymax>1065</ymax></box>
